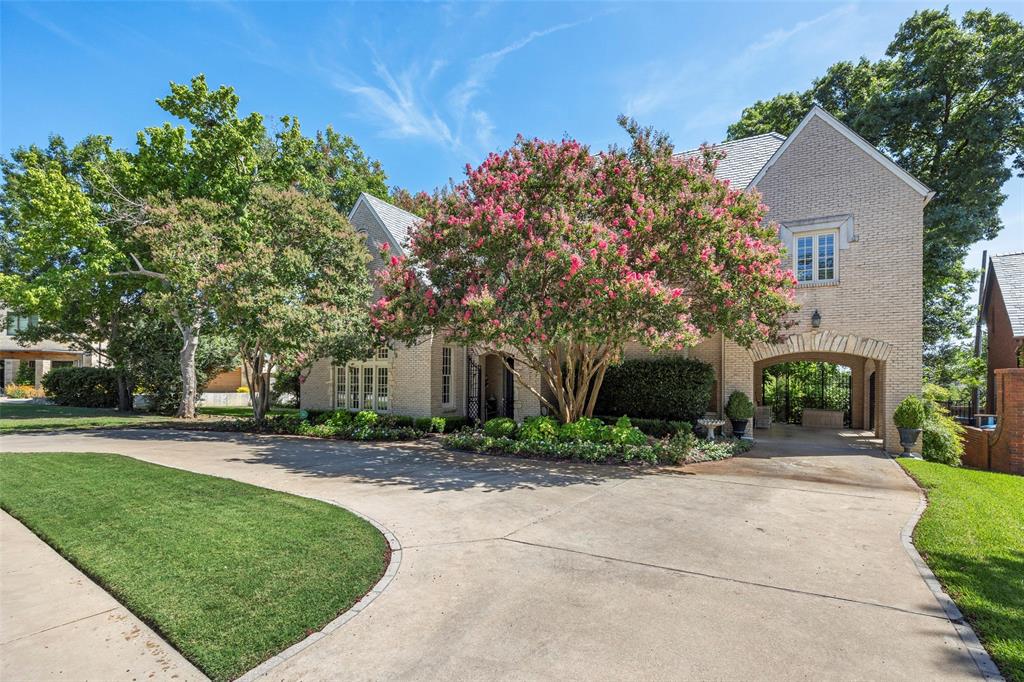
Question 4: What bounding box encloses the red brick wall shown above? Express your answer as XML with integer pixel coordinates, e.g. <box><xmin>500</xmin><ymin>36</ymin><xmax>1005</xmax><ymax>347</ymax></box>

<box><xmin>989</xmin><ymin>369</ymin><xmax>1024</xmax><ymax>475</ymax></box>
<box><xmin>985</xmin><ymin>278</ymin><xmax>1021</xmax><ymax>412</ymax></box>
<box><xmin>961</xmin><ymin>427</ymin><xmax>990</xmax><ymax>470</ymax></box>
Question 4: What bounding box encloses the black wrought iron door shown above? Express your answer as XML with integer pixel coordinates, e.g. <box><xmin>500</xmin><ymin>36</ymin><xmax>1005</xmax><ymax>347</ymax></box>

<box><xmin>466</xmin><ymin>354</ymin><xmax>481</xmax><ymax>425</ymax></box>
<box><xmin>502</xmin><ymin>359</ymin><xmax>515</xmax><ymax>419</ymax></box>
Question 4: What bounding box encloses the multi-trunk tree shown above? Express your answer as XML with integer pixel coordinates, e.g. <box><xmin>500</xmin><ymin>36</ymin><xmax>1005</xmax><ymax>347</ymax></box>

<box><xmin>373</xmin><ymin>119</ymin><xmax>797</xmax><ymax>423</ymax></box>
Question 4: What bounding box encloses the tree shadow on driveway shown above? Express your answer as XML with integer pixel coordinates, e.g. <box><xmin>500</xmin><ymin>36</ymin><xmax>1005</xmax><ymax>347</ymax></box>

<box><xmin>60</xmin><ymin>428</ymin><xmax>640</xmax><ymax>494</ymax></box>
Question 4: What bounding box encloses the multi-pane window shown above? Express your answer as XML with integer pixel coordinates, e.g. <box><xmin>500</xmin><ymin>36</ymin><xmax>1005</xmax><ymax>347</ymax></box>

<box><xmin>6</xmin><ymin>314</ymin><xmax>38</xmax><ymax>336</ymax></box>
<box><xmin>794</xmin><ymin>231</ymin><xmax>837</xmax><ymax>284</ymax></box>
<box><xmin>796</xmin><ymin>237</ymin><xmax>814</xmax><ymax>282</ymax></box>
<box><xmin>377</xmin><ymin>367</ymin><xmax>389</xmax><ymax>411</ymax></box>
<box><xmin>334</xmin><ymin>347</ymin><xmax>393</xmax><ymax>412</ymax></box>
<box><xmin>441</xmin><ymin>347</ymin><xmax>452</xmax><ymax>407</ymax></box>
<box><xmin>349</xmin><ymin>366</ymin><xmax>360</xmax><ymax>409</ymax></box>
<box><xmin>363</xmin><ymin>367</ymin><xmax>374</xmax><ymax>409</ymax></box>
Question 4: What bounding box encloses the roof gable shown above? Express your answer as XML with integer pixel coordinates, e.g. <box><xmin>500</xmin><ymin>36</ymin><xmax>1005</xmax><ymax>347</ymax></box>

<box><xmin>985</xmin><ymin>253</ymin><xmax>1024</xmax><ymax>338</ymax></box>
<box><xmin>748</xmin><ymin>106</ymin><xmax>934</xmax><ymax>201</ymax></box>
<box><xmin>349</xmin><ymin>192</ymin><xmax>423</xmax><ymax>255</ymax></box>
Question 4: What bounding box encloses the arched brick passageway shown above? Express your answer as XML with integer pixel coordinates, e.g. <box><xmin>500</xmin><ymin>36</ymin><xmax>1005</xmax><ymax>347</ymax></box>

<box><xmin>749</xmin><ymin>332</ymin><xmax>895</xmax><ymax>447</ymax></box>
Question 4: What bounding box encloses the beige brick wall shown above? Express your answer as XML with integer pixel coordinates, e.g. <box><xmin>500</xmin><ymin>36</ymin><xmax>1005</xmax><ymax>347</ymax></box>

<box><xmin>754</xmin><ymin>115</ymin><xmax>925</xmax><ymax>451</ymax></box>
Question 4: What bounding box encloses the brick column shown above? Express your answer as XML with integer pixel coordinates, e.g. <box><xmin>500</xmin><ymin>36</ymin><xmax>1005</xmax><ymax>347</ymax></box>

<box><xmin>990</xmin><ymin>369</ymin><xmax>1024</xmax><ymax>475</ymax></box>
<box><xmin>721</xmin><ymin>339</ymin><xmax>754</xmax><ymax>435</ymax></box>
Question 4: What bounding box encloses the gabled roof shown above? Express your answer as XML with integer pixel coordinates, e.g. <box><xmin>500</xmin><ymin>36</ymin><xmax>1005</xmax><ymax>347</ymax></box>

<box><xmin>677</xmin><ymin>132</ymin><xmax>786</xmax><ymax>189</ymax></box>
<box><xmin>984</xmin><ymin>252</ymin><xmax>1024</xmax><ymax>338</ymax></box>
<box><xmin>349</xmin><ymin>192</ymin><xmax>423</xmax><ymax>254</ymax></box>
<box><xmin>748</xmin><ymin>106</ymin><xmax>934</xmax><ymax>201</ymax></box>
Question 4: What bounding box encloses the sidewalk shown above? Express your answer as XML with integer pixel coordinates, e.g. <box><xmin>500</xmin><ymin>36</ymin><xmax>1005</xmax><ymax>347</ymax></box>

<box><xmin>0</xmin><ymin>511</ymin><xmax>205</xmax><ymax>682</ymax></box>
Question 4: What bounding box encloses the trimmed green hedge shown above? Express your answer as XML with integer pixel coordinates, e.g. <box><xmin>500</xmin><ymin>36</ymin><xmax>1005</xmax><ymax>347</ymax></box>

<box><xmin>595</xmin><ymin>356</ymin><xmax>714</xmax><ymax>422</ymax></box>
<box><xmin>41</xmin><ymin>367</ymin><xmax>119</xmax><ymax>408</ymax></box>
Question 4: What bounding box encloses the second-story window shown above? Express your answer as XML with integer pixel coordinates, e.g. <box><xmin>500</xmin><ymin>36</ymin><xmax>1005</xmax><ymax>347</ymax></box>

<box><xmin>6</xmin><ymin>314</ymin><xmax>38</xmax><ymax>335</ymax></box>
<box><xmin>794</xmin><ymin>231</ymin><xmax>837</xmax><ymax>284</ymax></box>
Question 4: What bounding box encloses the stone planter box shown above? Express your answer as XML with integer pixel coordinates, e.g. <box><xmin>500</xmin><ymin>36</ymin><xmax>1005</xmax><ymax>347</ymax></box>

<box><xmin>801</xmin><ymin>408</ymin><xmax>844</xmax><ymax>429</ymax></box>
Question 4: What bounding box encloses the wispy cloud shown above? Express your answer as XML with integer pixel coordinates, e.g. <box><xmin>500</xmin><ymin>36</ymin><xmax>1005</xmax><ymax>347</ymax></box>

<box><xmin>321</xmin><ymin>15</ymin><xmax>596</xmax><ymax>155</ymax></box>
<box><xmin>13</xmin><ymin>3</ymin><xmax>105</xmax><ymax>58</ymax></box>
<box><xmin>321</xmin><ymin>54</ymin><xmax>455</xmax><ymax>147</ymax></box>
<box><xmin>448</xmin><ymin>17</ymin><xmax>594</xmax><ymax>147</ymax></box>
<box><xmin>623</xmin><ymin>3</ymin><xmax>860</xmax><ymax>125</ymax></box>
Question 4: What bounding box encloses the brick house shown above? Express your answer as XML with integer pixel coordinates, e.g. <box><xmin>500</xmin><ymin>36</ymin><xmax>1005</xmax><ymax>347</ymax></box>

<box><xmin>1</xmin><ymin>308</ymin><xmax>99</xmax><ymax>388</ymax></box>
<box><xmin>978</xmin><ymin>252</ymin><xmax>1024</xmax><ymax>412</ymax></box>
<box><xmin>302</xmin><ymin>107</ymin><xmax>931</xmax><ymax>452</ymax></box>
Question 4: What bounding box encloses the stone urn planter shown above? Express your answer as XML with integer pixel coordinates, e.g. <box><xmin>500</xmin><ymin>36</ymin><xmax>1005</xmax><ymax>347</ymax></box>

<box><xmin>730</xmin><ymin>419</ymin><xmax>749</xmax><ymax>439</ymax></box>
<box><xmin>724</xmin><ymin>391</ymin><xmax>754</xmax><ymax>441</ymax></box>
<box><xmin>898</xmin><ymin>427</ymin><xmax>922</xmax><ymax>454</ymax></box>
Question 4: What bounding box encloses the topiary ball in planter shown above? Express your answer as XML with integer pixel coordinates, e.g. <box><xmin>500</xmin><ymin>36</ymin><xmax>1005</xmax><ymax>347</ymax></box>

<box><xmin>725</xmin><ymin>391</ymin><xmax>753</xmax><ymax>439</ymax></box>
<box><xmin>893</xmin><ymin>395</ymin><xmax>926</xmax><ymax>454</ymax></box>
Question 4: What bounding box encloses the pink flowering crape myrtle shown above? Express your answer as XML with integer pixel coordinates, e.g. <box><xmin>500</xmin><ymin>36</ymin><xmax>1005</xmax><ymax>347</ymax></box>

<box><xmin>374</xmin><ymin>118</ymin><xmax>797</xmax><ymax>423</ymax></box>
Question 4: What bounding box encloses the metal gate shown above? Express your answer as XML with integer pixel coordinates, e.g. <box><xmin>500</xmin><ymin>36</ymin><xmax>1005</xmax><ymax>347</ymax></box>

<box><xmin>762</xmin><ymin>361</ymin><xmax>852</xmax><ymax>427</ymax></box>
<box><xmin>466</xmin><ymin>353</ymin><xmax>481</xmax><ymax>425</ymax></box>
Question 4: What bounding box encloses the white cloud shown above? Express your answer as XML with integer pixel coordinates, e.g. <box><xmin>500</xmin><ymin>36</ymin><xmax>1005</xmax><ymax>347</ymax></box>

<box><xmin>622</xmin><ymin>4</ymin><xmax>862</xmax><ymax>128</ymax></box>
<box><xmin>325</xmin><ymin>15</ymin><xmax>596</xmax><ymax>155</ymax></box>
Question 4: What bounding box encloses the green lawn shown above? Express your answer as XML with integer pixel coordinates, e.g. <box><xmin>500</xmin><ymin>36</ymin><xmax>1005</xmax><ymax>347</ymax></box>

<box><xmin>900</xmin><ymin>460</ymin><xmax>1024</xmax><ymax>681</ymax></box>
<box><xmin>0</xmin><ymin>453</ymin><xmax>389</xmax><ymax>681</ymax></box>
<box><xmin>198</xmin><ymin>405</ymin><xmax>298</xmax><ymax>417</ymax></box>
<box><xmin>0</xmin><ymin>402</ymin><xmax>297</xmax><ymax>432</ymax></box>
<box><xmin>0</xmin><ymin>403</ymin><xmax>175</xmax><ymax>432</ymax></box>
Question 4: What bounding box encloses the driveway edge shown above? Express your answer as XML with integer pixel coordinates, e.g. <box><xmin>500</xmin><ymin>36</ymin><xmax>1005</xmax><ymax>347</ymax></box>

<box><xmin>234</xmin><ymin>504</ymin><xmax>402</xmax><ymax>682</ymax></box>
<box><xmin>892</xmin><ymin>458</ymin><xmax>1004</xmax><ymax>682</ymax></box>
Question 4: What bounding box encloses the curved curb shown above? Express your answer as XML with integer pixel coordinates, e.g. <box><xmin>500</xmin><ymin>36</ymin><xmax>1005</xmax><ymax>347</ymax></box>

<box><xmin>235</xmin><ymin>503</ymin><xmax>402</xmax><ymax>682</ymax></box>
<box><xmin>892</xmin><ymin>458</ymin><xmax>1004</xmax><ymax>681</ymax></box>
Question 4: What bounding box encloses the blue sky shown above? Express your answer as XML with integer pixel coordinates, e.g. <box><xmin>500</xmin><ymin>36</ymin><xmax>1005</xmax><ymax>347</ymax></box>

<box><xmin>2</xmin><ymin>0</ymin><xmax>1021</xmax><ymax>270</ymax></box>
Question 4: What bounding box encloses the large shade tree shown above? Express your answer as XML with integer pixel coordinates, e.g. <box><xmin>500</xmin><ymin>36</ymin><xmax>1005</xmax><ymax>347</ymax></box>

<box><xmin>209</xmin><ymin>186</ymin><xmax>372</xmax><ymax>421</ymax></box>
<box><xmin>727</xmin><ymin>8</ymin><xmax>1024</xmax><ymax>347</ymax></box>
<box><xmin>3</xmin><ymin>74</ymin><xmax>388</xmax><ymax>418</ymax></box>
<box><xmin>373</xmin><ymin>120</ymin><xmax>797</xmax><ymax>423</ymax></box>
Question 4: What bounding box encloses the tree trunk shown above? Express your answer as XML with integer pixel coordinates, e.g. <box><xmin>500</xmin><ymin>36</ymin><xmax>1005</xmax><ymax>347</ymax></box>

<box><xmin>116</xmin><ymin>371</ymin><xmax>133</xmax><ymax>413</ymax></box>
<box><xmin>176</xmin><ymin>323</ymin><xmax>200</xmax><ymax>419</ymax></box>
<box><xmin>243</xmin><ymin>352</ymin><xmax>274</xmax><ymax>423</ymax></box>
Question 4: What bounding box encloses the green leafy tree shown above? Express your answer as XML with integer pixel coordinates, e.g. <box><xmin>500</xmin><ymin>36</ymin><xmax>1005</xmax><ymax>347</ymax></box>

<box><xmin>0</xmin><ymin>136</ymin><xmax>146</xmax><ymax>410</ymax></box>
<box><xmin>374</xmin><ymin>119</ymin><xmax>797</xmax><ymax>422</ymax></box>
<box><xmin>209</xmin><ymin>186</ymin><xmax>372</xmax><ymax>421</ymax></box>
<box><xmin>727</xmin><ymin>8</ymin><xmax>1024</xmax><ymax>347</ymax></box>
<box><xmin>388</xmin><ymin>187</ymin><xmax>435</xmax><ymax>217</ymax></box>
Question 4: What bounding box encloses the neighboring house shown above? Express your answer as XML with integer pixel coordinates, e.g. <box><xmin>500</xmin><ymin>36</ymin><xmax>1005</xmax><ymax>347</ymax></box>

<box><xmin>978</xmin><ymin>252</ymin><xmax>1024</xmax><ymax>412</ymax></box>
<box><xmin>302</xmin><ymin>106</ymin><xmax>931</xmax><ymax>452</ymax></box>
<box><xmin>1</xmin><ymin>309</ymin><xmax>97</xmax><ymax>388</ymax></box>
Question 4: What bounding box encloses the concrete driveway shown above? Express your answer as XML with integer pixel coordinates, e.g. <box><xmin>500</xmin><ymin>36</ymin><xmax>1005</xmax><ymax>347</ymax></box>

<box><xmin>1</xmin><ymin>427</ymin><xmax>986</xmax><ymax>680</ymax></box>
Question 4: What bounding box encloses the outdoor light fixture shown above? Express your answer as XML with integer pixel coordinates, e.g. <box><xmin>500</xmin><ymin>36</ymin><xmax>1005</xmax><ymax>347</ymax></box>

<box><xmin>811</xmin><ymin>309</ymin><xmax>822</xmax><ymax>328</ymax></box>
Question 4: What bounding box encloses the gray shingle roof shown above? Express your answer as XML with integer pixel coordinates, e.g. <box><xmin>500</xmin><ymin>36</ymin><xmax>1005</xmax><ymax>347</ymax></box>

<box><xmin>359</xmin><ymin>192</ymin><xmax>422</xmax><ymax>249</ymax></box>
<box><xmin>989</xmin><ymin>252</ymin><xmax>1024</xmax><ymax>337</ymax></box>
<box><xmin>677</xmin><ymin>132</ymin><xmax>786</xmax><ymax>189</ymax></box>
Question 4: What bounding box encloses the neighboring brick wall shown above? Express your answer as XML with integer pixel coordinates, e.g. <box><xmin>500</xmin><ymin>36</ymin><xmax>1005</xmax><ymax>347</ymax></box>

<box><xmin>989</xmin><ymin>369</ymin><xmax>1024</xmax><ymax>475</ymax></box>
<box><xmin>206</xmin><ymin>368</ymin><xmax>243</xmax><ymax>392</ymax></box>
<box><xmin>961</xmin><ymin>426</ymin><xmax>990</xmax><ymax>470</ymax></box>
<box><xmin>755</xmin><ymin>115</ymin><xmax>925</xmax><ymax>451</ymax></box>
<box><xmin>985</xmin><ymin>277</ymin><xmax>1020</xmax><ymax>411</ymax></box>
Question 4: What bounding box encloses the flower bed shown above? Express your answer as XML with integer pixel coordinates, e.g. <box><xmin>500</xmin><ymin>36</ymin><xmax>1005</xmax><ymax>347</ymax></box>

<box><xmin>445</xmin><ymin>415</ymin><xmax>750</xmax><ymax>465</ymax></box>
<box><xmin>214</xmin><ymin>410</ymin><xmax>467</xmax><ymax>441</ymax></box>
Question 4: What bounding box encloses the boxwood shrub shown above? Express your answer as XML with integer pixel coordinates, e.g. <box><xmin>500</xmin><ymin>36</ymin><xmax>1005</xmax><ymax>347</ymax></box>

<box><xmin>41</xmin><ymin>367</ymin><xmax>119</xmax><ymax>407</ymax></box>
<box><xmin>595</xmin><ymin>356</ymin><xmax>714</xmax><ymax>422</ymax></box>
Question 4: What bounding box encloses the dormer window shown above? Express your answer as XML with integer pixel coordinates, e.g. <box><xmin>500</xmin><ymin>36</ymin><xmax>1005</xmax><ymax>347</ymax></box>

<box><xmin>795</xmin><ymin>230</ymin><xmax>837</xmax><ymax>284</ymax></box>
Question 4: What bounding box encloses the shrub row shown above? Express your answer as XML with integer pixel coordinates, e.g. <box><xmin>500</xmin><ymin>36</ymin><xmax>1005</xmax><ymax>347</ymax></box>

<box><xmin>595</xmin><ymin>356</ymin><xmax>714</xmax><ymax>423</ymax></box>
<box><xmin>444</xmin><ymin>429</ymin><xmax>750</xmax><ymax>466</ymax></box>
<box><xmin>483</xmin><ymin>415</ymin><xmax>651</xmax><ymax>446</ymax></box>
<box><xmin>41</xmin><ymin>367</ymin><xmax>118</xmax><ymax>407</ymax></box>
<box><xmin>219</xmin><ymin>409</ymin><xmax>468</xmax><ymax>441</ymax></box>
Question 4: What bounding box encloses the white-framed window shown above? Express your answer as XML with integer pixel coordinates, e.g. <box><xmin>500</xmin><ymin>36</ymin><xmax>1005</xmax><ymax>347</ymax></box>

<box><xmin>794</xmin><ymin>230</ymin><xmax>838</xmax><ymax>284</ymax></box>
<box><xmin>333</xmin><ymin>346</ymin><xmax>393</xmax><ymax>412</ymax></box>
<box><xmin>441</xmin><ymin>347</ymin><xmax>452</xmax><ymax>407</ymax></box>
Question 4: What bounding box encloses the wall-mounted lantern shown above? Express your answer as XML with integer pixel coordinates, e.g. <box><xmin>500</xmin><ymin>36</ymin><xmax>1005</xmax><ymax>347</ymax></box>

<box><xmin>811</xmin><ymin>309</ymin><xmax>822</xmax><ymax>328</ymax></box>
